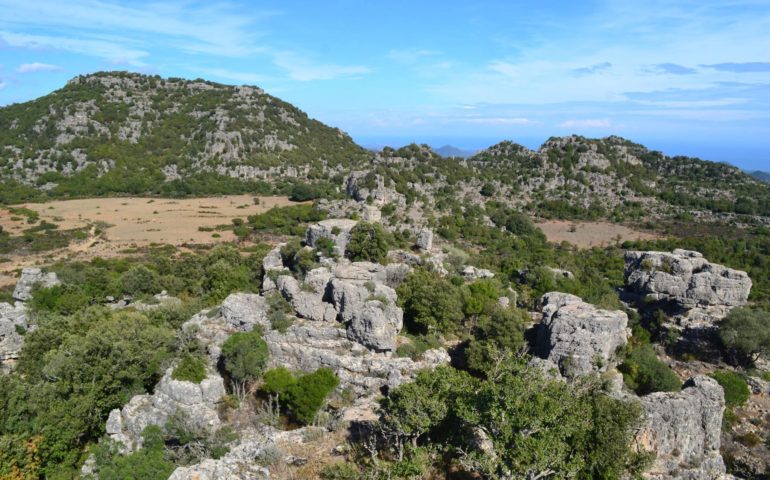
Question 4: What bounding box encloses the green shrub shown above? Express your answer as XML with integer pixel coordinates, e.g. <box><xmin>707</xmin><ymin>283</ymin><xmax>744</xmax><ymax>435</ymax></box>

<box><xmin>345</xmin><ymin>222</ymin><xmax>389</xmax><ymax>263</ymax></box>
<box><xmin>94</xmin><ymin>426</ymin><xmax>175</xmax><ymax>480</ymax></box>
<box><xmin>260</xmin><ymin>367</ymin><xmax>339</xmax><ymax>425</ymax></box>
<box><xmin>171</xmin><ymin>354</ymin><xmax>207</xmax><ymax>383</ymax></box>
<box><xmin>397</xmin><ymin>268</ymin><xmax>464</xmax><ymax>334</ymax></box>
<box><xmin>120</xmin><ymin>265</ymin><xmax>159</xmax><ymax>296</ymax></box>
<box><xmin>28</xmin><ymin>284</ymin><xmax>90</xmax><ymax>315</ymax></box>
<box><xmin>285</xmin><ymin>368</ymin><xmax>340</xmax><ymax>424</ymax></box>
<box><xmin>619</xmin><ymin>344</ymin><xmax>682</xmax><ymax>395</ymax></box>
<box><xmin>719</xmin><ymin>308</ymin><xmax>770</xmax><ymax>364</ymax></box>
<box><xmin>709</xmin><ymin>371</ymin><xmax>750</xmax><ymax>407</ymax></box>
<box><xmin>221</xmin><ymin>331</ymin><xmax>269</xmax><ymax>398</ymax></box>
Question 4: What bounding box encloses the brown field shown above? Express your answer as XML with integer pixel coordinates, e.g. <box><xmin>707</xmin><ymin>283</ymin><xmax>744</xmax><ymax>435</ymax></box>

<box><xmin>0</xmin><ymin>195</ymin><xmax>296</xmax><ymax>282</ymax></box>
<box><xmin>536</xmin><ymin>220</ymin><xmax>662</xmax><ymax>248</ymax></box>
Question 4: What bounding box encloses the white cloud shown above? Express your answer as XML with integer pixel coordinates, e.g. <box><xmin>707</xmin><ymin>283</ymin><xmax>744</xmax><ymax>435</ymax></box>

<box><xmin>17</xmin><ymin>62</ymin><xmax>60</xmax><ymax>73</ymax></box>
<box><xmin>272</xmin><ymin>51</ymin><xmax>369</xmax><ymax>82</ymax></box>
<box><xmin>559</xmin><ymin>119</ymin><xmax>612</xmax><ymax>128</ymax></box>
<box><xmin>387</xmin><ymin>48</ymin><xmax>440</xmax><ymax>64</ymax></box>
<box><xmin>0</xmin><ymin>81</ymin><xmax>7</xmax><ymax>89</ymax></box>
<box><xmin>1</xmin><ymin>30</ymin><xmax>149</xmax><ymax>65</ymax></box>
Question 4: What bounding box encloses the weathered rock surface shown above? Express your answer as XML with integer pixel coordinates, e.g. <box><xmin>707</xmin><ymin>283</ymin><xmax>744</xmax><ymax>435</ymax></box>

<box><xmin>0</xmin><ymin>302</ymin><xmax>28</xmax><ymax>372</ymax></box>
<box><xmin>264</xmin><ymin>323</ymin><xmax>448</xmax><ymax>396</ymax></box>
<box><xmin>276</xmin><ymin>274</ymin><xmax>337</xmax><ymax>322</ymax></box>
<box><xmin>12</xmin><ymin>267</ymin><xmax>60</xmax><ymax>301</ymax></box>
<box><xmin>305</xmin><ymin>219</ymin><xmax>358</xmax><ymax>257</ymax></box>
<box><xmin>463</xmin><ymin>265</ymin><xmax>495</xmax><ymax>280</ymax></box>
<box><xmin>625</xmin><ymin>250</ymin><xmax>751</xmax><ymax>328</ymax></box>
<box><xmin>131</xmin><ymin>291</ymin><xmax>183</xmax><ymax>312</ymax></box>
<box><xmin>535</xmin><ymin>292</ymin><xmax>629</xmax><ymax>377</ymax></box>
<box><xmin>346</xmin><ymin>300</ymin><xmax>404</xmax><ymax>351</ymax></box>
<box><xmin>105</xmin><ymin>368</ymin><xmax>225</xmax><ymax>452</ymax></box>
<box><xmin>416</xmin><ymin>228</ymin><xmax>433</xmax><ymax>251</ymax></box>
<box><xmin>261</xmin><ymin>243</ymin><xmax>287</xmax><ymax>292</ymax></box>
<box><xmin>636</xmin><ymin>375</ymin><xmax>727</xmax><ymax>480</ymax></box>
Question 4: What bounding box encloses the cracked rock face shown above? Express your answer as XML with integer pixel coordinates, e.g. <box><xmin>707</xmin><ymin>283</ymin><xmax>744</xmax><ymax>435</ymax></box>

<box><xmin>346</xmin><ymin>300</ymin><xmax>404</xmax><ymax>352</ymax></box>
<box><xmin>0</xmin><ymin>302</ymin><xmax>28</xmax><ymax>373</ymax></box>
<box><xmin>12</xmin><ymin>267</ymin><xmax>60</xmax><ymax>301</ymax></box>
<box><xmin>636</xmin><ymin>375</ymin><xmax>727</xmax><ymax>480</ymax></box>
<box><xmin>305</xmin><ymin>219</ymin><xmax>358</xmax><ymax>257</ymax></box>
<box><xmin>105</xmin><ymin>368</ymin><xmax>226</xmax><ymax>453</ymax></box>
<box><xmin>535</xmin><ymin>292</ymin><xmax>629</xmax><ymax>377</ymax></box>
<box><xmin>624</xmin><ymin>250</ymin><xmax>751</xmax><ymax>328</ymax></box>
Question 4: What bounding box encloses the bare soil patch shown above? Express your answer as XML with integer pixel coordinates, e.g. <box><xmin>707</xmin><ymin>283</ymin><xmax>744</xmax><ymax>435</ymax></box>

<box><xmin>0</xmin><ymin>195</ymin><xmax>296</xmax><ymax>276</ymax></box>
<box><xmin>537</xmin><ymin>220</ymin><xmax>662</xmax><ymax>248</ymax></box>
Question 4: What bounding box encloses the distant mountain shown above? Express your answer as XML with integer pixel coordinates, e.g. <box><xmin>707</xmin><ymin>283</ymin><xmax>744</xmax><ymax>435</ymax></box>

<box><xmin>434</xmin><ymin>145</ymin><xmax>476</xmax><ymax>158</ymax></box>
<box><xmin>749</xmin><ymin>170</ymin><xmax>770</xmax><ymax>183</ymax></box>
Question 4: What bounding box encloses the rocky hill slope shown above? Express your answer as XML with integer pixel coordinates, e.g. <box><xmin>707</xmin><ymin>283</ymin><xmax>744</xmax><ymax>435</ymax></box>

<box><xmin>0</xmin><ymin>71</ymin><xmax>368</xmax><ymax>199</ymax></box>
<box><xmin>2</xmin><ymin>72</ymin><xmax>769</xmax><ymax>226</ymax></box>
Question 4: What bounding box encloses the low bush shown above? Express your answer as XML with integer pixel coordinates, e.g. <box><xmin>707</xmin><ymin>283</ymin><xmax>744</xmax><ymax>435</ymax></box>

<box><xmin>619</xmin><ymin>344</ymin><xmax>682</xmax><ymax>395</ymax></box>
<box><xmin>345</xmin><ymin>222</ymin><xmax>389</xmax><ymax>263</ymax></box>
<box><xmin>709</xmin><ymin>371</ymin><xmax>750</xmax><ymax>407</ymax></box>
<box><xmin>260</xmin><ymin>367</ymin><xmax>339</xmax><ymax>424</ymax></box>
<box><xmin>171</xmin><ymin>354</ymin><xmax>207</xmax><ymax>383</ymax></box>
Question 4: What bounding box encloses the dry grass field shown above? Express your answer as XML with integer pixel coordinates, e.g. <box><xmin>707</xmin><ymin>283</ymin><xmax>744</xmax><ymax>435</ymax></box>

<box><xmin>537</xmin><ymin>220</ymin><xmax>662</xmax><ymax>248</ymax></box>
<box><xmin>0</xmin><ymin>195</ymin><xmax>296</xmax><ymax>282</ymax></box>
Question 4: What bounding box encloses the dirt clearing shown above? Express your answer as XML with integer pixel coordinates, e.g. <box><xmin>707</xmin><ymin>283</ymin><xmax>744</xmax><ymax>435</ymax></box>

<box><xmin>0</xmin><ymin>195</ymin><xmax>296</xmax><ymax>276</ymax></box>
<box><xmin>537</xmin><ymin>220</ymin><xmax>662</xmax><ymax>248</ymax></box>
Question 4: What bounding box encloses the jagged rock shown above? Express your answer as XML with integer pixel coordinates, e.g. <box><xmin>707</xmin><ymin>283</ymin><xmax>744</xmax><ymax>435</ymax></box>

<box><xmin>346</xmin><ymin>300</ymin><xmax>403</xmax><ymax>351</ymax></box>
<box><xmin>746</xmin><ymin>375</ymin><xmax>770</xmax><ymax>395</ymax></box>
<box><xmin>265</xmin><ymin>323</ymin><xmax>448</xmax><ymax>396</ymax></box>
<box><xmin>305</xmin><ymin>219</ymin><xmax>358</xmax><ymax>257</ymax></box>
<box><xmin>276</xmin><ymin>274</ymin><xmax>336</xmax><ymax>322</ymax></box>
<box><xmin>463</xmin><ymin>266</ymin><xmax>495</xmax><ymax>280</ymax></box>
<box><xmin>345</xmin><ymin>172</ymin><xmax>404</xmax><ymax>206</ymax></box>
<box><xmin>131</xmin><ymin>291</ymin><xmax>182</xmax><ymax>311</ymax></box>
<box><xmin>106</xmin><ymin>368</ymin><xmax>225</xmax><ymax>452</ymax></box>
<box><xmin>221</xmin><ymin>293</ymin><xmax>269</xmax><ymax>330</ymax></box>
<box><xmin>261</xmin><ymin>244</ymin><xmax>286</xmax><ymax>292</ymax></box>
<box><xmin>416</xmin><ymin>228</ymin><xmax>433</xmax><ymax>251</ymax></box>
<box><xmin>547</xmin><ymin>267</ymin><xmax>575</xmax><ymax>280</ymax></box>
<box><xmin>636</xmin><ymin>375</ymin><xmax>726</xmax><ymax>480</ymax></box>
<box><xmin>0</xmin><ymin>302</ymin><xmax>28</xmax><ymax>372</ymax></box>
<box><xmin>624</xmin><ymin>250</ymin><xmax>751</xmax><ymax>328</ymax></box>
<box><xmin>329</xmin><ymin>277</ymin><xmax>397</xmax><ymax>323</ymax></box>
<box><xmin>535</xmin><ymin>292</ymin><xmax>629</xmax><ymax>377</ymax></box>
<box><xmin>12</xmin><ymin>267</ymin><xmax>60</xmax><ymax>301</ymax></box>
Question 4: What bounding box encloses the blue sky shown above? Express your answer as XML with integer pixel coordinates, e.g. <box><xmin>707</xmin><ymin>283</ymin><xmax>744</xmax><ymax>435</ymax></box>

<box><xmin>0</xmin><ymin>0</ymin><xmax>769</xmax><ymax>170</ymax></box>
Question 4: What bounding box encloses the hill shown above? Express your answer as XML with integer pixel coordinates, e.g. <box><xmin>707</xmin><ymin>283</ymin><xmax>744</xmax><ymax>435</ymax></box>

<box><xmin>0</xmin><ymin>71</ymin><xmax>368</xmax><ymax>202</ymax></box>
<box><xmin>750</xmin><ymin>170</ymin><xmax>770</xmax><ymax>183</ymax></box>
<box><xmin>2</xmin><ymin>72</ymin><xmax>769</xmax><ymax>225</ymax></box>
<box><xmin>434</xmin><ymin>144</ymin><xmax>476</xmax><ymax>158</ymax></box>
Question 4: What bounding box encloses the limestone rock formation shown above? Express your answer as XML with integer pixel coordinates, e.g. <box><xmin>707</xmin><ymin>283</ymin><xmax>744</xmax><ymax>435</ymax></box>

<box><xmin>416</xmin><ymin>228</ymin><xmax>433</xmax><ymax>251</ymax></box>
<box><xmin>624</xmin><ymin>250</ymin><xmax>751</xmax><ymax>328</ymax></box>
<box><xmin>636</xmin><ymin>375</ymin><xmax>727</xmax><ymax>480</ymax></box>
<box><xmin>105</xmin><ymin>368</ymin><xmax>226</xmax><ymax>452</ymax></box>
<box><xmin>346</xmin><ymin>300</ymin><xmax>404</xmax><ymax>351</ymax></box>
<box><xmin>0</xmin><ymin>302</ymin><xmax>28</xmax><ymax>373</ymax></box>
<box><xmin>535</xmin><ymin>292</ymin><xmax>629</xmax><ymax>377</ymax></box>
<box><xmin>276</xmin><ymin>274</ymin><xmax>337</xmax><ymax>322</ymax></box>
<box><xmin>305</xmin><ymin>219</ymin><xmax>358</xmax><ymax>257</ymax></box>
<box><xmin>463</xmin><ymin>266</ymin><xmax>495</xmax><ymax>280</ymax></box>
<box><xmin>12</xmin><ymin>267</ymin><xmax>60</xmax><ymax>301</ymax></box>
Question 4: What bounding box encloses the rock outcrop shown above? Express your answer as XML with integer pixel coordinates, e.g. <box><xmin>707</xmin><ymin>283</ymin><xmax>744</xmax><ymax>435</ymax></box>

<box><xmin>463</xmin><ymin>266</ymin><xmax>495</xmax><ymax>280</ymax></box>
<box><xmin>305</xmin><ymin>219</ymin><xmax>358</xmax><ymax>257</ymax></box>
<box><xmin>636</xmin><ymin>375</ymin><xmax>727</xmax><ymax>480</ymax></box>
<box><xmin>624</xmin><ymin>250</ymin><xmax>751</xmax><ymax>328</ymax></box>
<box><xmin>346</xmin><ymin>300</ymin><xmax>404</xmax><ymax>352</ymax></box>
<box><xmin>416</xmin><ymin>228</ymin><xmax>433</xmax><ymax>251</ymax></box>
<box><xmin>0</xmin><ymin>302</ymin><xmax>28</xmax><ymax>373</ymax></box>
<box><xmin>534</xmin><ymin>292</ymin><xmax>629</xmax><ymax>377</ymax></box>
<box><xmin>12</xmin><ymin>267</ymin><xmax>60</xmax><ymax>301</ymax></box>
<box><xmin>105</xmin><ymin>368</ymin><xmax>226</xmax><ymax>452</ymax></box>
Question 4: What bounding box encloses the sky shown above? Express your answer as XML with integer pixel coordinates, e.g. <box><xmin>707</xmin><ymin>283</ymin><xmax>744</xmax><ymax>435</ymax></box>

<box><xmin>0</xmin><ymin>0</ymin><xmax>769</xmax><ymax>170</ymax></box>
